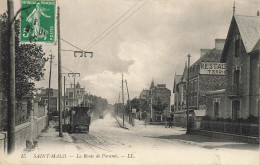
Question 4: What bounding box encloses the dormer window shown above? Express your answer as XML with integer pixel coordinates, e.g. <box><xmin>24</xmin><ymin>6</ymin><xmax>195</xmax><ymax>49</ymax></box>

<box><xmin>234</xmin><ymin>35</ymin><xmax>241</xmax><ymax>58</ymax></box>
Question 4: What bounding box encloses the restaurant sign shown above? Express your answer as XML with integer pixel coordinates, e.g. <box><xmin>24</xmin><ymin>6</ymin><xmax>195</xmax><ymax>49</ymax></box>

<box><xmin>200</xmin><ymin>62</ymin><xmax>226</xmax><ymax>75</ymax></box>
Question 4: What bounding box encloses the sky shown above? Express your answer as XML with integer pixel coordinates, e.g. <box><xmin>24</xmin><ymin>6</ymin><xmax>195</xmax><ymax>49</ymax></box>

<box><xmin>1</xmin><ymin>0</ymin><xmax>260</xmax><ymax>104</ymax></box>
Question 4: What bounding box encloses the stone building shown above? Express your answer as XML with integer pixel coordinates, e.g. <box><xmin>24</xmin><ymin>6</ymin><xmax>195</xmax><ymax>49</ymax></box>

<box><xmin>206</xmin><ymin>13</ymin><xmax>260</xmax><ymax>119</ymax></box>
<box><xmin>149</xmin><ymin>81</ymin><xmax>171</xmax><ymax>122</ymax></box>
<box><xmin>173</xmin><ymin>65</ymin><xmax>188</xmax><ymax>113</ymax></box>
<box><xmin>139</xmin><ymin>89</ymin><xmax>149</xmax><ymax>118</ymax></box>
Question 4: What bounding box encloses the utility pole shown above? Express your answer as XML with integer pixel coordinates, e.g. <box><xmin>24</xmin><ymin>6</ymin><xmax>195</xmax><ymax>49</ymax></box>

<box><xmin>57</xmin><ymin>6</ymin><xmax>63</xmax><ymax>137</ymax></box>
<box><xmin>122</xmin><ymin>74</ymin><xmax>125</xmax><ymax>126</ymax></box>
<box><xmin>63</xmin><ymin>76</ymin><xmax>66</xmax><ymax>125</ymax></box>
<box><xmin>48</xmin><ymin>53</ymin><xmax>54</xmax><ymax>126</ymax></box>
<box><xmin>68</xmin><ymin>73</ymin><xmax>80</xmax><ymax>107</ymax></box>
<box><xmin>117</xmin><ymin>92</ymin><xmax>120</xmax><ymax>115</ymax></box>
<box><xmin>186</xmin><ymin>54</ymin><xmax>191</xmax><ymax>134</ymax></box>
<box><xmin>125</xmin><ymin>79</ymin><xmax>132</xmax><ymax>125</ymax></box>
<box><xmin>7</xmin><ymin>0</ymin><xmax>15</xmax><ymax>154</ymax></box>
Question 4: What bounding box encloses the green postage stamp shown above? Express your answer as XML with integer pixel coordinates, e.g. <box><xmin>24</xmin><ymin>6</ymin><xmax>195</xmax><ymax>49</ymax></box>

<box><xmin>20</xmin><ymin>0</ymin><xmax>56</xmax><ymax>43</ymax></box>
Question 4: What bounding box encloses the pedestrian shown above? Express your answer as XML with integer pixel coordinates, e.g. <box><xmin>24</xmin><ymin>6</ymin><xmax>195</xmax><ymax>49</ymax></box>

<box><xmin>169</xmin><ymin>120</ymin><xmax>173</xmax><ymax>128</ymax></box>
<box><xmin>165</xmin><ymin>120</ymin><xmax>168</xmax><ymax>128</ymax></box>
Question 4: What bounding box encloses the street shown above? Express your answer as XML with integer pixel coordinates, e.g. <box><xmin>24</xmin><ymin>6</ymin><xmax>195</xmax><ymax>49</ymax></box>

<box><xmin>68</xmin><ymin>112</ymin><xmax>259</xmax><ymax>165</ymax></box>
<box><xmin>4</xmin><ymin>111</ymin><xmax>259</xmax><ymax>165</ymax></box>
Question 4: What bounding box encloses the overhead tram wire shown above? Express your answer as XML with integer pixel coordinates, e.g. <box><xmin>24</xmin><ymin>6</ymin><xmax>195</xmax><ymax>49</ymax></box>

<box><xmin>86</xmin><ymin>0</ymin><xmax>149</xmax><ymax>51</ymax></box>
<box><xmin>73</xmin><ymin>0</ymin><xmax>149</xmax><ymax>73</ymax></box>
<box><xmin>82</xmin><ymin>0</ymin><xmax>141</xmax><ymax>50</ymax></box>
<box><xmin>60</xmin><ymin>38</ymin><xmax>84</xmax><ymax>72</ymax></box>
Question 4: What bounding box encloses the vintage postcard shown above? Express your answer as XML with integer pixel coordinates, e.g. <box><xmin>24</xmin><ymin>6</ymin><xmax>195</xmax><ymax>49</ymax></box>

<box><xmin>0</xmin><ymin>0</ymin><xmax>259</xmax><ymax>164</ymax></box>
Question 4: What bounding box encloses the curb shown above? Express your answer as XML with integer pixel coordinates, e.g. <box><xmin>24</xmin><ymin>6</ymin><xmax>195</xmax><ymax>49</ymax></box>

<box><xmin>113</xmin><ymin>115</ymin><xmax>129</xmax><ymax>130</ymax></box>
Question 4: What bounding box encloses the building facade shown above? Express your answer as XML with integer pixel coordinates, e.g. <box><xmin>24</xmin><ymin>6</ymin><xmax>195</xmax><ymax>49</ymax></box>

<box><xmin>217</xmin><ymin>14</ymin><xmax>260</xmax><ymax>119</ymax></box>
<box><xmin>65</xmin><ymin>82</ymin><xmax>85</xmax><ymax>111</ymax></box>
<box><xmin>150</xmin><ymin>83</ymin><xmax>171</xmax><ymax>122</ymax></box>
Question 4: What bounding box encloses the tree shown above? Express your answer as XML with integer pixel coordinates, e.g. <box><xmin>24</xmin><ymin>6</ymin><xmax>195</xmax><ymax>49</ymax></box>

<box><xmin>152</xmin><ymin>97</ymin><xmax>168</xmax><ymax>115</ymax></box>
<box><xmin>1</xmin><ymin>13</ymin><xmax>47</xmax><ymax>99</ymax></box>
<box><xmin>130</xmin><ymin>98</ymin><xmax>141</xmax><ymax>112</ymax></box>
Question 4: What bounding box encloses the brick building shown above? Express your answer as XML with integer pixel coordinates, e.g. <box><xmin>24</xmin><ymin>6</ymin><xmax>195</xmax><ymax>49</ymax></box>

<box><xmin>173</xmin><ymin>39</ymin><xmax>226</xmax><ymax>127</ymax></box>
<box><xmin>206</xmin><ymin>14</ymin><xmax>260</xmax><ymax>120</ymax></box>
<box><xmin>188</xmin><ymin>39</ymin><xmax>226</xmax><ymax>112</ymax></box>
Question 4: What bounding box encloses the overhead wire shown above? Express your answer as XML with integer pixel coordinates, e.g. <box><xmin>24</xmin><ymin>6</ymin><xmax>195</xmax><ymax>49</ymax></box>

<box><xmin>60</xmin><ymin>0</ymin><xmax>149</xmax><ymax>74</ymax></box>
<box><xmin>74</xmin><ymin>0</ymin><xmax>149</xmax><ymax>72</ymax></box>
<box><xmin>82</xmin><ymin>0</ymin><xmax>141</xmax><ymax>50</ymax></box>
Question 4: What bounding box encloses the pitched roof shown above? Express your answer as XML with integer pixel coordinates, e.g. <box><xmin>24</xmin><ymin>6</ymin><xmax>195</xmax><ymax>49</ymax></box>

<box><xmin>140</xmin><ymin>89</ymin><xmax>149</xmax><ymax>99</ymax></box>
<box><xmin>182</xmin><ymin>64</ymin><xmax>188</xmax><ymax>82</ymax></box>
<box><xmin>235</xmin><ymin>15</ymin><xmax>260</xmax><ymax>53</ymax></box>
<box><xmin>173</xmin><ymin>75</ymin><xmax>182</xmax><ymax>93</ymax></box>
<box><xmin>191</xmin><ymin>48</ymin><xmax>223</xmax><ymax>67</ymax></box>
<box><xmin>221</xmin><ymin>15</ymin><xmax>260</xmax><ymax>62</ymax></box>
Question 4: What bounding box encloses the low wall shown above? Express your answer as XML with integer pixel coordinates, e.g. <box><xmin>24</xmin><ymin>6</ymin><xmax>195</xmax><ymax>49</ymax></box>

<box><xmin>191</xmin><ymin>130</ymin><xmax>259</xmax><ymax>144</ymax></box>
<box><xmin>14</xmin><ymin>114</ymin><xmax>48</xmax><ymax>150</ymax></box>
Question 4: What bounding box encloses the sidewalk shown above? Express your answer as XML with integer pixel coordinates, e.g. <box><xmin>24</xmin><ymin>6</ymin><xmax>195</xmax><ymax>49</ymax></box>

<box><xmin>7</xmin><ymin>121</ymin><xmax>79</xmax><ymax>165</ymax></box>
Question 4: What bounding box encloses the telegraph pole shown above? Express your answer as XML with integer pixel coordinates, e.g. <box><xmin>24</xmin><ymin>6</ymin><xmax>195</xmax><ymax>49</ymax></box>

<box><xmin>68</xmin><ymin>73</ymin><xmax>80</xmax><ymax>106</ymax></box>
<box><xmin>63</xmin><ymin>76</ymin><xmax>66</xmax><ymax>125</ymax></box>
<box><xmin>48</xmin><ymin>53</ymin><xmax>54</xmax><ymax>126</ymax></box>
<box><xmin>7</xmin><ymin>0</ymin><xmax>15</xmax><ymax>154</ymax></box>
<box><xmin>57</xmin><ymin>6</ymin><xmax>63</xmax><ymax>137</ymax></box>
<box><xmin>186</xmin><ymin>54</ymin><xmax>191</xmax><ymax>134</ymax></box>
<box><xmin>125</xmin><ymin>80</ymin><xmax>132</xmax><ymax>125</ymax></box>
<box><xmin>122</xmin><ymin>74</ymin><xmax>125</xmax><ymax>126</ymax></box>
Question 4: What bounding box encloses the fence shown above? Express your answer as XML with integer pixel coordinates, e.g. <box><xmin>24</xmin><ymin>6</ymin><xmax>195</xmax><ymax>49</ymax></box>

<box><xmin>200</xmin><ymin>120</ymin><xmax>258</xmax><ymax>137</ymax></box>
<box><xmin>0</xmin><ymin>100</ymin><xmax>7</xmax><ymax>131</ymax></box>
<box><xmin>0</xmin><ymin>132</ymin><xmax>7</xmax><ymax>154</ymax></box>
<box><xmin>15</xmin><ymin>102</ymin><xmax>29</xmax><ymax>126</ymax></box>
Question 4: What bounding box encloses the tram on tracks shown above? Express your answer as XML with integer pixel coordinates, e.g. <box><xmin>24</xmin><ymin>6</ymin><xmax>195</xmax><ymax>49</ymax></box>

<box><xmin>67</xmin><ymin>106</ymin><xmax>91</xmax><ymax>133</ymax></box>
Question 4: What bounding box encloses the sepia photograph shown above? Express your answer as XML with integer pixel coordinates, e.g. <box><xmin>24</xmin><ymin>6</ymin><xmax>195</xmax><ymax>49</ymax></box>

<box><xmin>0</xmin><ymin>0</ymin><xmax>259</xmax><ymax>164</ymax></box>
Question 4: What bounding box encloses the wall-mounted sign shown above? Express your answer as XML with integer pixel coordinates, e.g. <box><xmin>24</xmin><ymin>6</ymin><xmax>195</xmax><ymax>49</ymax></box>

<box><xmin>200</xmin><ymin>62</ymin><xmax>226</xmax><ymax>75</ymax></box>
<box><xmin>21</xmin><ymin>0</ymin><xmax>56</xmax><ymax>43</ymax></box>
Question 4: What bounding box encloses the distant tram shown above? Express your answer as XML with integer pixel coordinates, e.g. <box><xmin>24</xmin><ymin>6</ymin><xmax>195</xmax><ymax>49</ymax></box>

<box><xmin>67</xmin><ymin>106</ymin><xmax>91</xmax><ymax>133</ymax></box>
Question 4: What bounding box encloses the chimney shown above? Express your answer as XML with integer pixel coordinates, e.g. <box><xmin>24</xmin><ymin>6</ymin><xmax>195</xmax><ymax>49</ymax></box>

<box><xmin>215</xmin><ymin>39</ymin><xmax>225</xmax><ymax>50</ymax></box>
<box><xmin>257</xmin><ymin>10</ymin><xmax>260</xmax><ymax>16</ymax></box>
<box><xmin>200</xmin><ymin>49</ymin><xmax>211</xmax><ymax>57</ymax></box>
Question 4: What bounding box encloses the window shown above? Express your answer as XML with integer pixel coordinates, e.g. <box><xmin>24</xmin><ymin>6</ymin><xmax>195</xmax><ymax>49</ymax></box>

<box><xmin>194</xmin><ymin>80</ymin><xmax>197</xmax><ymax>92</ymax></box>
<box><xmin>44</xmin><ymin>99</ymin><xmax>48</xmax><ymax>104</ymax></box>
<box><xmin>234</xmin><ymin>70</ymin><xmax>240</xmax><ymax>89</ymax></box>
<box><xmin>77</xmin><ymin>90</ymin><xmax>80</xmax><ymax>94</ymax></box>
<box><xmin>69</xmin><ymin>92</ymin><xmax>73</xmax><ymax>99</ymax></box>
<box><xmin>214</xmin><ymin>102</ymin><xmax>219</xmax><ymax>118</ymax></box>
<box><xmin>65</xmin><ymin>100</ymin><xmax>69</xmax><ymax>106</ymax></box>
<box><xmin>232</xmin><ymin>100</ymin><xmax>240</xmax><ymax>120</ymax></box>
<box><xmin>235</xmin><ymin>35</ymin><xmax>241</xmax><ymax>57</ymax></box>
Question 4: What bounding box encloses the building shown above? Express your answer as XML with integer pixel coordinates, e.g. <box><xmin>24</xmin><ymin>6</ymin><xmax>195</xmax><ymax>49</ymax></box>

<box><xmin>173</xmin><ymin>39</ymin><xmax>226</xmax><ymax>127</ymax></box>
<box><xmin>173</xmin><ymin>66</ymin><xmax>188</xmax><ymax>113</ymax></box>
<box><xmin>206</xmin><ymin>13</ymin><xmax>260</xmax><ymax>120</ymax></box>
<box><xmin>188</xmin><ymin>39</ymin><xmax>226</xmax><ymax>112</ymax></box>
<box><xmin>149</xmin><ymin>81</ymin><xmax>171</xmax><ymax>122</ymax></box>
<box><xmin>37</xmin><ymin>88</ymin><xmax>58</xmax><ymax>114</ymax></box>
<box><xmin>139</xmin><ymin>89</ymin><xmax>149</xmax><ymax>118</ymax></box>
<box><xmin>65</xmin><ymin>82</ymin><xmax>85</xmax><ymax>111</ymax></box>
